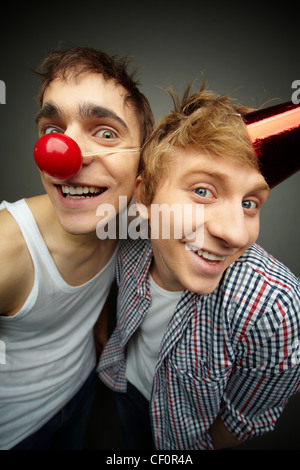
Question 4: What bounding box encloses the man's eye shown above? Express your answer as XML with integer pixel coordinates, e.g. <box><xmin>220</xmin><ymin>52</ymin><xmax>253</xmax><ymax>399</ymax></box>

<box><xmin>96</xmin><ymin>129</ymin><xmax>117</xmax><ymax>139</ymax></box>
<box><xmin>44</xmin><ymin>127</ymin><xmax>62</xmax><ymax>135</ymax></box>
<box><xmin>194</xmin><ymin>187</ymin><xmax>213</xmax><ymax>198</ymax></box>
<box><xmin>242</xmin><ymin>200</ymin><xmax>257</xmax><ymax>210</ymax></box>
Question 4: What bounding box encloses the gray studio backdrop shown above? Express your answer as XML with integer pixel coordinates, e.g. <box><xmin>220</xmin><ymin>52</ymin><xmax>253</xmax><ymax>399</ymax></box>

<box><xmin>0</xmin><ymin>1</ymin><xmax>299</xmax><ymax>449</ymax></box>
<box><xmin>0</xmin><ymin>2</ymin><xmax>298</xmax><ymax>276</ymax></box>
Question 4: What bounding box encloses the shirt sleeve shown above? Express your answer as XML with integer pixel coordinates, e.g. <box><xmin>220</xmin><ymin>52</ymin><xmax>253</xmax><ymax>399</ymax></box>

<box><xmin>220</xmin><ymin>285</ymin><xmax>300</xmax><ymax>441</ymax></box>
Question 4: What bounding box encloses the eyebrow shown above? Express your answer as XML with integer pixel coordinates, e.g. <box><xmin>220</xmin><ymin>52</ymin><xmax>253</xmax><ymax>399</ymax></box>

<box><xmin>36</xmin><ymin>101</ymin><xmax>129</xmax><ymax>132</ymax></box>
<box><xmin>78</xmin><ymin>103</ymin><xmax>129</xmax><ymax>131</ymax></box>
<box><xmin>35</xmin><ymin>102</ymin><xmax>61</xmax><ymax>124</ymax></box>
<box><xmin>180</xmin><ymin>167</ymin><xmax>229</xmax><ymax>182</ymax></box>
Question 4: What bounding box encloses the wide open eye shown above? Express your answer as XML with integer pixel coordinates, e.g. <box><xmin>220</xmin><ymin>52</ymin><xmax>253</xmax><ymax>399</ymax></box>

<box><xmin>95</xmin><ymin>129</ymin><xmax>117</xmax><ymax>140</ymax></box>
<box><xmin>242</xmin><ymin>200</ymin><xmax>257</xmax><ymax>210</ymax></box>
<box><xmin>194</xmin><ymin>187</ymin><xmax>213</xmax><ymax>198</ymax></box>
<box><xmin>44</xmin><ymin>126</ymin><xmax>63</xmax><ymax>135</ymax></box>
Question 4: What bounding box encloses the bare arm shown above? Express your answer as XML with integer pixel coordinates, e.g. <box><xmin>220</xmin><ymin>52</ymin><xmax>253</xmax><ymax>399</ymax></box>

<box><xmin>0</xmin><ymin>210</ymin><xmax>34</xmax><ymax>316</ymax></box>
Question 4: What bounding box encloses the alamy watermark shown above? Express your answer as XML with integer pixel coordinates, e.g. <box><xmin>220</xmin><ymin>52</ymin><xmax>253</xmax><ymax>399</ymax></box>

<box><xmin>0</xmin><ymin>340</ymin><xmax>6</xmax><ymax>364</ymax></box>
<box><xmin>0</xmin><ymin>80</ymin><xmax>5</xmax><ymax>104</ymax></box>
<box><xmin>95</xmin><ymin>196</ymin><xmax>205</xmax><ymax>248</ymax></box>
<box><xmin>291</xmin><ymin>80</ymin><xmax>300</xmax><ymax>104</ymax></box>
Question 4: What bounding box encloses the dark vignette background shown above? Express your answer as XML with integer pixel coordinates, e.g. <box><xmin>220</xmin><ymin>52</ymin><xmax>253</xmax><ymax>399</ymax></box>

<box><xmin>0</xmin><ymin>1</ymin><xmax>299</xmax><ymax>450</ymax></box>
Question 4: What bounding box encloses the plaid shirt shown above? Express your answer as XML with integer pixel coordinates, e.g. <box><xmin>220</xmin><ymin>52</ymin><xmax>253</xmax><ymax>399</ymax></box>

<box><xmin>98</xmin><ymin>238</ymin><xmax>300</xmax><ymax>450</ymax></box>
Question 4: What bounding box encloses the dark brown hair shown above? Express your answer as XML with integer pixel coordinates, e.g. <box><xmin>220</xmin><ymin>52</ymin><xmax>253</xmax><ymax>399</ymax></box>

<box><xmin>34</xmin><ymin>46</ymin><xmax>154</xmax><ymax>145</ymax></box>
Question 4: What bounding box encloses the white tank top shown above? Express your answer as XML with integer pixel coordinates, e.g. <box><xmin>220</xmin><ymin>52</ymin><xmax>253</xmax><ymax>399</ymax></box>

<box><xmin>0</xmin><ymin>199</ymin><xmax>117</xmax><ymax>449</ymax></box>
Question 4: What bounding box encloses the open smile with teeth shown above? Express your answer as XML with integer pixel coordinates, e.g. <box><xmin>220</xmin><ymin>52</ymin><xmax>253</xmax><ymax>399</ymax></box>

<box><xmin>60</xmin><ymin>185</ymin><xmax>107</xmax><ymax>199</ymax></box>
<box><xmin>186</xmin><ymin>243</ymin><xmax>226</xmax><ymax>263</ymax></box>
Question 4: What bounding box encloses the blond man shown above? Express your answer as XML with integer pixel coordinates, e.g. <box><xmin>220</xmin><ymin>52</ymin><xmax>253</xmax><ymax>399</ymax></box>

<box><xmin>99</xmin><ymin>86</ymin><xmax>300</xmax><ymax>450</ymax></box>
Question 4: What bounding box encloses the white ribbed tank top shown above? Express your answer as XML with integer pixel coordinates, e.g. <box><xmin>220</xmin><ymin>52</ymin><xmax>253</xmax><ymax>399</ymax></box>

<box><xmin>0</xmin><ymin>199</ymin><xmax>117</xmax><ymax>449</ymax></box>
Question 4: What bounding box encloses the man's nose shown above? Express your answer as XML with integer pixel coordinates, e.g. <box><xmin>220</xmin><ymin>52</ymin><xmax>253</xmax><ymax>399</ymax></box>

<box><xmin>64</xmin><ymin>128</ymin><xmax>94</xmax><ymax>165</ymax></box>
<box><xmin>207</xmin><ymin>203</ymin><xmax>251</xmax><ymax>249</ymax></box>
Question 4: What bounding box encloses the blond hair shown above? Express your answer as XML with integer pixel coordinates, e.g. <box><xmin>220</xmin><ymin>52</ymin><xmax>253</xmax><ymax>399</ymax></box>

<box><xmin>137</xmin><ymin>84</ymin><xmax>258</xmax><ymax>205</ymax></box>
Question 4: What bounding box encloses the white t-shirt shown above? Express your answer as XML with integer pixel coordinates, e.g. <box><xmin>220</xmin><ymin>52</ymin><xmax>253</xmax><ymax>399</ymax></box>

<box><xmin>126</xmin><ymin>273</ymin><xmax>182</xmax><ymax>400</ymax></box>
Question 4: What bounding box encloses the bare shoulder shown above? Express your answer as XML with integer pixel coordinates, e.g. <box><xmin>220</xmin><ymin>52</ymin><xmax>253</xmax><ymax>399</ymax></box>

<box><xmin>0</xmin><ymin>194</ymin><xmax>51</xmax><ymax>252</ymax></box>
<box><xmin>0</xmin><ymin>207</ymin><xmax>26</xmax><ymax>258</ymax></box>
<box><xmin>0</xmin><ymin>202</ymin><xmax>36</xmax><ymax>316</ymax></box>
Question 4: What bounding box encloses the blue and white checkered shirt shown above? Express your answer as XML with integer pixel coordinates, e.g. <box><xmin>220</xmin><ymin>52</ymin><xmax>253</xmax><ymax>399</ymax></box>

<box><xmin>98</xmin><ymin>238</ymin><xmax>300</xmax><ymax>450</ymax></box>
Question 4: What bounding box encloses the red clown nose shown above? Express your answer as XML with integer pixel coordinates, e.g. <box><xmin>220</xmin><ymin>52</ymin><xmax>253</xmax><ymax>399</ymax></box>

<box><xmin>34</xmin><ymin>133</ymin><xmax>83</xmax><ymax>180</ymax></box>
<box><xmin>244</xmin><ymin>101</ymin><xmax>300</xmax><ymax>187</ymax></box>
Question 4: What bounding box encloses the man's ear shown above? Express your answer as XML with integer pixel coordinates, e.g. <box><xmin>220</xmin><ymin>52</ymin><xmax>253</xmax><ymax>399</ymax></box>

<box><xmin>134</xmin><ymin>176</ymin><xmax>150</xmax><ymax>220</ymax></box>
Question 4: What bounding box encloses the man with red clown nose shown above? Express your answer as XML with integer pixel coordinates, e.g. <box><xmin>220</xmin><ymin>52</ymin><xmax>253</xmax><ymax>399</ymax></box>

<box><xmin>0</xmin><ymin>45</ymin><xmax>154</xmax><ymax>450</ymax></box>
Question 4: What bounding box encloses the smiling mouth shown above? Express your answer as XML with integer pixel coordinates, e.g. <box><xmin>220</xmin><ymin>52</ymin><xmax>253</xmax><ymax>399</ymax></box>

<box><xmin>186</xmin><ymin>243</ymin><xmax>226</xmax><ymax>263</ymax></box>
<box><xmin>59</xmin><ymin>185</ymin><xmax>107</xmax><ymax>199</ymax></box>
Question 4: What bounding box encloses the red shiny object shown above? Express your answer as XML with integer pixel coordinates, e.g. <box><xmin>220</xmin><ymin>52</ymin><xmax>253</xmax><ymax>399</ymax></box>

<box><xmin>244</xmin><ymin>102</ymin><xmax>300</xmax><ymax>187</ymax></box>
<box><xmin>34</xmin><ymin>133</ymin><xmax>83</xmax><ymax>180</ymax></box>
